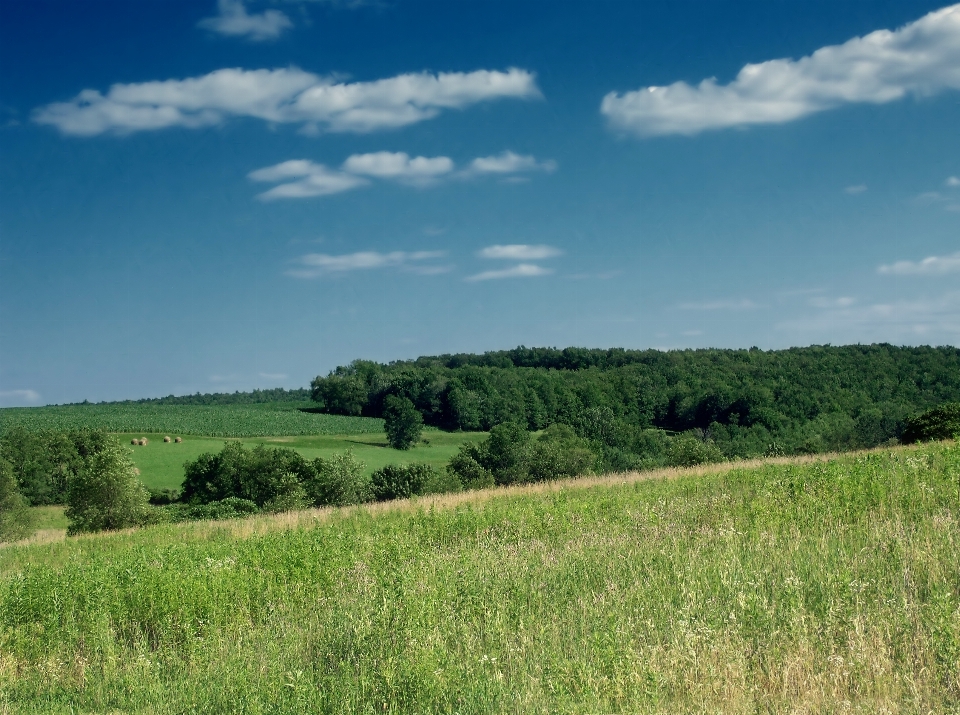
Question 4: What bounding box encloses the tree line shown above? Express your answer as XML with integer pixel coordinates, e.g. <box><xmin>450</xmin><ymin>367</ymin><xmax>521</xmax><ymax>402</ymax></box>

<box><xmin>311</xmin><ymin>344</ymin><xmax>960</xmax><ymax>469</ymax></box>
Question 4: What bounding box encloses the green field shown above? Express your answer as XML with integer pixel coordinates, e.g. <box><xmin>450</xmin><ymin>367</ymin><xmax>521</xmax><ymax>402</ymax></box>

<box><xmin>117</xmin><ymin>429</ymin><xmax>489</xmax><ymax>490</ymax></box>
<box><xmin>0</xmin><ymin>402</ymin><xmax>383</xmax><ymax>437</ymax></box>
<box><xmin>2</xmin><ymin>443</ymin><xmax>958</xmax><ymax>712</ymax></box>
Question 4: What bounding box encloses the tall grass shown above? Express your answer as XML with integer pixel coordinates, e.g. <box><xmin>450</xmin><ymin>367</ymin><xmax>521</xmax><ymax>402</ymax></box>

<box><xmin>1</xmin><ymin>444</ymin><xmax>958</xmax><ymax>713</ymax></box>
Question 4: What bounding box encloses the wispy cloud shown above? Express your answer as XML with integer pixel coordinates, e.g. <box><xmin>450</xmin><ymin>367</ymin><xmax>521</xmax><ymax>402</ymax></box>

<box><xmin>250</xmin><ymin>151</ymin><xmax>554</xmax><ymax>199</ymax></box>
<box><xmin>465</xmin><ymin>263</ymin><xmax>552</xmax><ymax>281</ymax></box>
<box><xmin>808</xmin><ymin>296</ymin><xmax>856</xmax><ymax>308</ymax></box>
<box><xmin>288</xmin><ymin>250</ymin><xmax>447</xmax><ymax>278</ymax></box>
<box><xmin>34</xmin><ymin>67</ymin><xmax>540</xmax><ymax>136</ymax></box>
<box><xmin>0</xmin><ymin>389</ymin><xmax>41</xmax><ymax>404</ymax></box>
<box><xmin>601</xmin><ymin>4</ymin><xmax>960</xmax><ymax>136</ymax></box>
<box><xmin>342</xmin><ymin>151</ymin><xmax>454</xmax><ymax>184</ymax></box>
<box><xmin>946</xmin><ymin>176</ymin><xmax>960</xmax><ymax>187</ymax></box>
<box><xmin>198</xmin><ymin>0</ymin><xmax>293</xmax><ymax>41</ymax></box>
<box><xmin>878</xmin><ymin>251</ymin><xmax>960</xmax><ymax>275</ymax></box>
<box><xmin>844</xmin><ymin>184</ymin><xmax>867</xmax><ymax>194</ymax></box>
<box><xmin>779</xmin><ymin>291</ymin><xmax>960</xmax><ymax>341</ymax></box>
<box><xmin>258</xmin><ymin>372</ymin><xmax>288</xmax><ymax>380</ymax></box>
<box><xmin>477</xmin><ymin>244</ymin><xmax>562</xmax><ymax>260</ymax></box>
<box><xmin>676</xmin><ymin>299</ymin><xmax>758</xmax><ymax>311</ymax></box>
<box><xmin>462</xmin><ymin>151</ymin><xmax>557</xmax><ymax>177</ymax></box>
<box><xmin>249</xmin><ymin>160</ymin><xmax>368</xmax><ymax>199</ymax></box>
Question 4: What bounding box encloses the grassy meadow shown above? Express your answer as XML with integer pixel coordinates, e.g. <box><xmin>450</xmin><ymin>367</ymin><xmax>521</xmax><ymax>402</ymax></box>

<box><xmin>0</xmin><ymin>402</ymin><xmax>383</xmax><ymax>438</ymax></box>
<box><xmin>1</xmin><ymin>443</ymin><xmax>958</xmax><ymax>713</ymax></box>
<box><xmin>117</xmin><ymin>429</ymin><xmax>490</xmax><ymax>490</ymax></box>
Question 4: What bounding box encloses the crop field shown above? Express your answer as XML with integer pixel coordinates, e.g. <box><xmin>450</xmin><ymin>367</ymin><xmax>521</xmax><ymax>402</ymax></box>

<box><xmin>2</xmin><ymin>443</ymin><xmax>958</xmax><ymax>713</ymax></box>
<box><xmin>0</xmin><ymin>402</ymin><xmax>383</xmax><ymax>438</ymax></box>
<box><xmin>116</xmin><ymin>430</ymin><xmax>490</xmax><ymax>490</ymax></box>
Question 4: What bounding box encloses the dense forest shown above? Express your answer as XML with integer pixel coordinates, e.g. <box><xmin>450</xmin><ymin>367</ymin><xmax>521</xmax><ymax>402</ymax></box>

<box><xmin>310</xmin><ymin>344</ymin><xmax>960</xmax><ymax>469</ymax></box>
<box><xmin>63</xmin><ymin>387</ymin><xmax>311</xmax><ymax>407</ymax></box>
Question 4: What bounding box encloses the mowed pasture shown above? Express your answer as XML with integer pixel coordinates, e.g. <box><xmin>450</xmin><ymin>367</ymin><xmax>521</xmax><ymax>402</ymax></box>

<box><xmin>118</xmin><ymin>429</ymin><xmax>490</xmax><ymax>490</ymax></box>
<box><xmin>1</xmin><ymin>444</ymin><xmax>958</xmax><ymax>713</ymax></box>
<box><xmin>0</xmin><ymin>401</ymin><xmax>383</xmax><ymax>438</ymax></box>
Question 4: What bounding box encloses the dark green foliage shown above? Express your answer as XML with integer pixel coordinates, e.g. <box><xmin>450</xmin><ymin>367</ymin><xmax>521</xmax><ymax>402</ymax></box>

<box><xmin>0</xmin><ymin>426</ymin><xmax>109</xmax><ymax>505</ymax></box>
<box><xmin>305</xmin><ymin>451</ymin><xmax>370</xmax><ymax>507</ymax></box>
<box><xmin>383</xmin><ymin>395</ymin><xmax>423</xmax><ymax>450</ymax></box>
<box><xmin>902</xmin><ymin>402</ymin><xmax>960</xmax><ymax>443</ymax></box>
<box><xmin>666</xmin><ymin>433</ymin><xmax>725</xmax><ymax>467</ymax></box>
<box><xmin>65</xmin><ymin>437</ymin><xmax>152</xmax><ymax>535</ymax></box>
<box><xmin>0</xmin><ymin>455</ymin><xmax>34</xmax><ymax>542</ymax></box>
<box><xmin>181</xmin><ymin>442</ymin><xmax>314</xmax><ymax>507</ymax></box>
<box><xmin>161</xmin><ymin>497</ymin><xmax>260</xmax><ymax>522</ymax></box>
<box><xmin>311</xmin><ymin>344</ymin><xmax>960</xmax><ymax>463</ymax></box>
<box><xmin>370</xmin><ymin>463</ymin><xmax>457</xmax><ymax>501</ymax></box>
<box><xmin>147</xmin><ymin>488</ymin><xmax>180</xmax><ymax>505</ymax></box>
<box><xmin>448</xmin><ymin>423</ymin><xmax>594</xmax><ymax>487</ymax></box>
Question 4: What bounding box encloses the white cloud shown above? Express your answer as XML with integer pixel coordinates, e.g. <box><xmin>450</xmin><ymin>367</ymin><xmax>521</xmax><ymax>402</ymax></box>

<box><xmin>250</xmin><ymin>150</ymin><xmax>555</xmax><ymax>199</ymax></box>
<box><xmin>601</xmin><ymin>4</ymin><xmax>960</xmax><ymax>136</ymax></box>
<box><xmin>249</xmin><ymin>160</ymin><xmax>368</xmax><ymax>199</ymax></box>
<box><xmin>478</xmin><ymin>244</ymin><xmax>562</xmax><ymax>260</ymax></box>
<box><xmin>0</xmin><ymin>389</ymin><xmax>41</xmax><ymax>404</ymax></box>
<box><xmin>465</xmin><ymin>263</ymin><xmax>552</xmax><ymax>281</ymax></box>
<box><xmin>878</xmin><ymin>251</ymin><xmax>960</xmax><ymax>275</ymax></box>
<box><xmin>947</xmin><ymin>176</ymin><xmax>960</xmax><ymax>187</ymax></box>
<box><xmin>258</xmin><ymin>372</ymin><xmax>288</xmax><ymax>380</ymax></box>
<box><xmin>288</xmin><ymin>250</ymin><xmax>447</xmax><ymax>278</ymax></box>
<box><xmin>676</xmin><ymin>299</ymin><xmax>758</xmax><ymax>311</ymax></box>
<box><xmin>341</xmin><ymin>151</ymin><xmax>454</xmax><ymax>183</ymax></box>
<box><xmin>844</xmin><ymin>184</ymin><xmax>867</xmax><ymax>194</ymax></box>
<box><xmin>464</xmin><ymin>151</ymin><xmax>557</xmax><ymax>176</ymax></box>
<box><xmin>34</xmin><ymin>67</ymin><xmax>540</xmax><ymax>136</ymax></box>
<box><xmin>198</xmin><ymin>0</ymin><xmax>293</xmax><ymax>41</ymax></box>
<box><xmin>809</xmin><ymin>296</ymin><xmax>856</xmax><ymax>308</ymax></box>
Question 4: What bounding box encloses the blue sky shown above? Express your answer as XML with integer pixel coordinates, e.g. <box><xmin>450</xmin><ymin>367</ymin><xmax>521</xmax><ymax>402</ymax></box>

<box><xmin>1</xmin><ymin>0</ymin><xmax>959</xmax><ymax>406</ymax></box>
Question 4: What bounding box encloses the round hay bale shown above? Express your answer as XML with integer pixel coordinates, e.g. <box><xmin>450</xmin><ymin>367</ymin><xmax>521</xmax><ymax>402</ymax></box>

<box><xmin>163</xmin><ymin>436</ymin><xmax>171</xmax><ymax>443</ymax></box>
<box><xmin>174</xmin><ymin>437</ymin><xmax>183</xmax><ymax>443</ymax></box>
<box><xmin>139</xmin><ymin>438</ymin><xmax>148</xmax><ymax>446</ymax></box>
<box><xmin>131</xmin><ymin>438</ymin><xmax>139</xmax><ymax>445</ymax></box>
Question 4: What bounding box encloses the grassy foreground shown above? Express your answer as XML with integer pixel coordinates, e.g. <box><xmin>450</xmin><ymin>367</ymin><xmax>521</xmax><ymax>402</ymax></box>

<box><xmin>1</xmin><ymin>445</ymin><xmax>958</xmax><ymax>713</ymax></box>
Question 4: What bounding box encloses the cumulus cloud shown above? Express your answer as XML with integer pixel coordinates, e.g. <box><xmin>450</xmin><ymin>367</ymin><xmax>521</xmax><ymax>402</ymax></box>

<box><xmin>34</xmin><ymin>67</ymin><xmax>540</xmax><ymax>136</ymax></box>
<box><xmin>198</xmin><ymin>0</ymin><xmax>293</xmax><ymax>41</ymax></box>
<box><xmin>465</xmin><ymin>264</ymin><xmax>552</xmax><ymax>281</ymax></box>
<box><xmin>478</xmin><ymin>244</ymin><xmax>562</xmax><ymax>260</ymax></box>
<box><xmin>250</xmin><ymin>150</ymin><xmax>555</xmax><ymax>199</ymax></box>
<box><xmin>342</xmin><ymin>151</ymin><xmax>454</xmax><ymax>183</ymax></box>
<box><xmin>288</xmin><ymin>250</ymin><xmax>447</xmax><ymax>278</ymax></box>
<box><xmin>464</xmin><ymin>151</ymin><xmax>557</xmax><ymax>176</ymax></box>
<box><xmin>249</xmin><ymin>160</ymin><xmax>368</xmax><ymax>199</ymax></box>
<box><xmin>878</xmin><ymin>251</ymin><xmax>960</xmax><ymax>275</ymax></box>
<box><xmin>602</xmin><ymin>4</ymin><xmax>960</xmax><ymax>136</ymax></box>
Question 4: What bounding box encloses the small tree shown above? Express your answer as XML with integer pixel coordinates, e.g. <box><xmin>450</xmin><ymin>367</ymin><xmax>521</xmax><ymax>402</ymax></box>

<box><xmin>65</xmin><ymin>437</ymin><xmax>151</xmax><ymax>535</ymax></box>
<box><xmin>0</xmin><ymin>455</ymin><xmax>34</xmax><ymax>542</ymax></box>
<box><xmin>306</xmin><ymin>451</ymin><xmax>370</xmax><ymax>506</ymax></box>
<box><xmin>383</xmin><ymin>395</ymin><xmax>423</xmax><ymax>450</ymax></box>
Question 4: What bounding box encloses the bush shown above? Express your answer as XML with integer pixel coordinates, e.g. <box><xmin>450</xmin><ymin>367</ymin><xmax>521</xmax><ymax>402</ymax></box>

<box><xmin>902</xmin><ymin>402</ymin><xmax>960</xmax><ymax>443</ymax></box>
<box><xmin>0</xmin><ymin>455</ymin><xmax>34</xmax><ymax>542</ymax></box>
<box><xmin>447</xmin><ymin>422</ymin><xmax>595</xmax><ymax>488</ymax></box>
<box><xmin>383</xmin><ymin>395</ymin><xmax>423</xmax><ymax>450</ymax></box>
<box><xmin>147</xmin><ymin>487</ymin><xmax>180</xmax><ymax>505</ymax></box>
<box><xmin>370</xmin><ymin>463</ymin><xmax>455</xmax><ymax>501</ymax></box>
<box><xmin>161</xmin><ymin>497</ymin><xmax>260</xmax><ymax>522</ymax></box>
<box><xmin>666</xmin><ymin>433</ymin><xmax>725</xmax><ymax>468</ymax></box>
<box><xmin>306</xmin><ymin>451</ymin><xmax>371</xmax><ymax>507</ymax></box>
<box><xmin>65</xmin><ymin>437</ymin><xmax>151</xmax><ymax>535</ymax></box>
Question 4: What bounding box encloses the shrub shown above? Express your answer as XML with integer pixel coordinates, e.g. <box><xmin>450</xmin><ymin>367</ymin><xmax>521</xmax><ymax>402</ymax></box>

<box><xmin>901</xmin><ymin>402</ymin><xmax>960</xmax><ymax>443</ymax></box>
<box><xmin>0</xmin><ymin>455</ymin><xmax>34</xmax><ymax>542</ymax></box>
<box><xmin>383</xmin><ymin>395</ymin><xmax>423</xmax><ymax>450</ymax></box>
<box><xmin>306</xmin><ymin>451</ymin><xmax>371</xmax><ymax>507</ymax></box>
<box><xmin>666</xmin><ymin>433</ymin><xmax>725</xmax><ymax>468</ymax></box>
<box><xmin>65</xmin><ymin>437</ymin><xmax>151</xmax><ymax>535</ymax></box>
<box><xmin>526</xmin><ymin>424</ymin><xmax>595</xmax><ymax>482</ymax></box>
<box><xmin>446</xmin><ymin>448</ymin><xmax>494</xmax><ymax>490</ymax></box>
<box><xmin>371</xmin><ymin>463</ymin><xmax>449</xmax><ymax>501</ymax></box>
<box><xmin>147</xmin><ymin>487</ymin><xmax>180</xmax><ymax>505</ymax></box>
